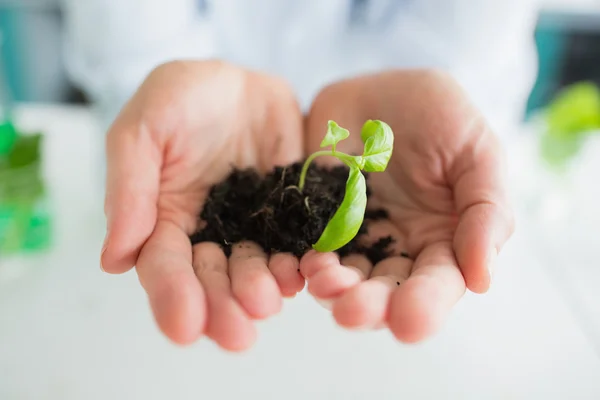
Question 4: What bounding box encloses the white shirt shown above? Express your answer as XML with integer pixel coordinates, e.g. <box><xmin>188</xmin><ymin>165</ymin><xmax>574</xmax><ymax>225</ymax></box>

<box><xmin>61</xmin><ymin>0</ymin><xmax>541</xmax><ymax>135</ymax></box>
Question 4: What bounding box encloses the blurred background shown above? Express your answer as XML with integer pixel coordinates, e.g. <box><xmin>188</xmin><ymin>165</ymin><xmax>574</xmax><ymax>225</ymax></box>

<box><xmin>1</xmin><ymin>0</ymin><xmax>599</xmax><ymax>399</ymax></box>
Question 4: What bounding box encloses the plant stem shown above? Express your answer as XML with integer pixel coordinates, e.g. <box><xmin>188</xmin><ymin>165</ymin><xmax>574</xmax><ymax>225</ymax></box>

<box><xmin>298</xmin><ymin>150</ymin><xmax>357</xmax><ymax>191</ymax></box>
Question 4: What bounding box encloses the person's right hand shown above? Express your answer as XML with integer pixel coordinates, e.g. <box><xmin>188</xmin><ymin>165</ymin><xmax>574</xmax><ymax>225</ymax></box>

<box><xmin>100</xmin><ymin>61</ymin><xmax>305</xmax><ymax>350</ymax></box>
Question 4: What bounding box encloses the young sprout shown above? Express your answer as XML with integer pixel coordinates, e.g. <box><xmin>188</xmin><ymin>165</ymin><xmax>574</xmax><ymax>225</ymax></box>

<box><xmin>298</xmin><ymin>119</ymin><xmax>394</xmax><ymax>252</ymax></box>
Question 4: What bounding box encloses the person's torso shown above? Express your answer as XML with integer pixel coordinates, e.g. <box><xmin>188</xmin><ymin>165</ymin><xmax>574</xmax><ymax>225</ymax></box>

<box><xmin>205</xmin><ymin>0</ymin><xmax>540</xmax><ymax>128</ymax></box>
<box><xmin>65</xmin><ymin>0</ymin><xmax>542</xmax><ymax>133</ymax></box>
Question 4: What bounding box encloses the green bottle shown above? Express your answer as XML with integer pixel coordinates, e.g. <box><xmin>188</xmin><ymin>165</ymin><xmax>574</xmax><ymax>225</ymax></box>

<box><xmin>0</xmin><ymin>48</ymin><xmax>51</xmax><ymax>255</ymax></box>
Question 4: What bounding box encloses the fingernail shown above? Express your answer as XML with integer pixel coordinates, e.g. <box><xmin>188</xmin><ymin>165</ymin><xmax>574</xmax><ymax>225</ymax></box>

<box><xmin>488</xmin><ymin>248</ymin><xmax>498</xmax><ymax>283</ymax></box>
<box><xmin>346</xmin><ymin>321</ymin><xmax>379</xmax><ymax>331</ymax></box>
<box><xmin>100</xmin><ymin>233</ymin><xmax>108</xmax><ymax>272</ymax></box>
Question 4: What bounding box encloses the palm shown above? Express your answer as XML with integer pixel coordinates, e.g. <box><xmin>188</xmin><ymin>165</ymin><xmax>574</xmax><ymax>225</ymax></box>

<box><xmin>370</xmin><ymin>163</ymin><xmax>456</xmax><ymax>256</ymax></box>
<box><xmin>301</xmin><ymin>70</ymin><xmax>513</xmax><ymax>342</ymax></box>
<box><xmin>101</xmin><ymin>61</ymin><xmax>305</xmax><ymax>350</ymax></box>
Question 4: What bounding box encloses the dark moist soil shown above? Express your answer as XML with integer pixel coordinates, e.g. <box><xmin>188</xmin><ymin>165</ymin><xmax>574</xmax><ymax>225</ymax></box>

<box><xmin>189</xmin><ymin>161</ymin><xmax>395</xmax><ymax>264</ymax></box>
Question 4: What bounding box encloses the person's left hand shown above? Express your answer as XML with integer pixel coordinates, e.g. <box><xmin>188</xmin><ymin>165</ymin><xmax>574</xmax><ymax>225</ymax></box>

<box><xmin>301</xmin><ymin>69</ymin><xmax>515</xmax><ymax>342</ymax></box>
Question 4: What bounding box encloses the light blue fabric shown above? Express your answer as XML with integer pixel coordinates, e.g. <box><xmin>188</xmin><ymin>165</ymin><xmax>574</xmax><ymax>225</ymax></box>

<box><xmin>0</xmin><ymin>1</ymin><xmax>68</xmax><ymax>102</ymax></box>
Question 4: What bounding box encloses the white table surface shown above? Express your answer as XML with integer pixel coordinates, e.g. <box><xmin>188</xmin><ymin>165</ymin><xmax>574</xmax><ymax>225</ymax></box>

<box><xmin>1</xmin><ymin>104</ymin><xmax>599</xmax><ymax>400</ymax></box>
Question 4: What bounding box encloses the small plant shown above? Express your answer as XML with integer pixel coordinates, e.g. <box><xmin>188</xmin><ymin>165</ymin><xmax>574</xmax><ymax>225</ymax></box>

<box><xmin>191</xmin><ymin>119</ymin><xmax>396</xmax><ymax>264</ymax></box>
<box><xmin>299</xmin><ymin>119</ymin><xmax>394</xmax><ymax>252</ymax></box>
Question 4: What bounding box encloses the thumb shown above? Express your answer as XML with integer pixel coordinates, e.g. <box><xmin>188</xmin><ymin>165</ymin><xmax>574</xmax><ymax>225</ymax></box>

<box><xmin>101</xmin><ymin>116</ymin><xmax>161</xmax><ymax>274</ymax></box>
<box><xmin>451</xmin><ymin>133</ymin><xmax>515</xmax><ymax>293</ymax></box>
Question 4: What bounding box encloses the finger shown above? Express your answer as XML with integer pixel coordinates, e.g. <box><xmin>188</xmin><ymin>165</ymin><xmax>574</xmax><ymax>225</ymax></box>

<box><xmin>370</xmin><ymin>256</ymin><xmax>413</xmax><ymax>283</ymax></box>
<box><xmin>229</xmin><ymin>242</ymin><xmax>282</xmax><ymax>319</ymax></box>
<box><xmin>101</xmin><ymin>108</ymin><xmax>161</xmax><ymax>274</ymax></box>
<box><xmin>268</xmin><ymin>253</ymin><xmax>305</xmax><ymax>297</ymax></box>
<box><xmin>135</xmin><ymin>220</ymin><xmax>206</xmax><ymax>345</ymax></box>
<box><xmin>332</xmin><ymin>280</ymin><xmax>393</xmax><ymax>330</ymax></box>
<box><xmin>333</xmin><ymin>256</ymin><xmax>413</xmax><ymax>330</ymax></box>
<box><xmin>193</xmin><ymin>242</ymin><xmax>257</xmax><ymax>352</ymax></box>
<box><xmin>454</xmin><ymin>203</ymin><xmax>512</xmax><ymax>293</ymax></box>
<box><xmin>300</xmin><ymin>251</ymin><xmax>365</xmax><ymax>302</ymax></box>
<box><xmin>451</xmin><ymin>133</ymin><xmax>515</xmax><ymax>293</ymax></box>
<box><xmin>388</xmin><ymin>241</ymin><xmax>466</xmax><ymax>343</ymax></box>
<box><xmin>340</xmin><ymin>254</ymin><xmax>372</xmax><ymax>279</ymax></box>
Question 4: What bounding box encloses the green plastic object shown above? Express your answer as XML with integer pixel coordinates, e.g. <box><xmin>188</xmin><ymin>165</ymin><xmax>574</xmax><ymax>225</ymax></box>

<box><xmin>541</xmin><ymin>82</ymin><xmax>600</xmax><ymax>169</ymax></box>
<box><xmin>0</xmin><ymin>120</ymin><xmax>17</xmax><ymax>156</ymax></box>
<box><xmin>0</xmin><ymin>129</ymin><xmax>52</xmax><ymax>255</ymax></box>
<box><xmin>546</xmin><ymin>81</ymin><xmax>600</xmax><ymax>138</ymax></box>
<box><xmin>0</xmin><ymin>199</ymin><xmax>52</xmax><ymax>253</ymax></box>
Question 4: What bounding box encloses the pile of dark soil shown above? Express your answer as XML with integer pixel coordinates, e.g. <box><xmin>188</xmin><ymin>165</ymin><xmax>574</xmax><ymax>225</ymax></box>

<box><xmin>189</xmin><ymin>161</ymin><xmax>394</xmax><ymax>264</ymax></box>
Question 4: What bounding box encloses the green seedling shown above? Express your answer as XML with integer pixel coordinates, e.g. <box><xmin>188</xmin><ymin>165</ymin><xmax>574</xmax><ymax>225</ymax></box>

<box><xmin>298</xmin><ymin>119</ymin><xmax>394</xmax><ymax>252</ymax></box>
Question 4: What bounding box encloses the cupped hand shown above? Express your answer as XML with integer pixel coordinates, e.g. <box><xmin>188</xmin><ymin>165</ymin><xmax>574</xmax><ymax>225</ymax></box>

<box><xmin>100</xmin><ymin>61</ymin><xmax>305</xmax><ymax>350</ymax></box>
<box><xmin>302</xmin><ymin>70</ymin><xmax>515</xmax><ymax>342</ymax></box>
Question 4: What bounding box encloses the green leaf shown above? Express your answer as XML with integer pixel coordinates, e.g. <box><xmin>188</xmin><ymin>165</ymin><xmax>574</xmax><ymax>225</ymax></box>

<box><xmin>360</xmin><ymin>119</ymin><xmax>380</xmax><ymax>143</ymax></box>
<box><xmin>320</xmin><ymin>120</ymin><xmax>350</xmax><ymax>151</ymax></box>
<box><xmin>360</xmin><ymin>120</ymin><xmax>394</xmax><ymax>172</ymax></box>
<box><xmin>312</xmin><ymin>166</ymin><xmax>367</xmax><ymax>252</ymax></box>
